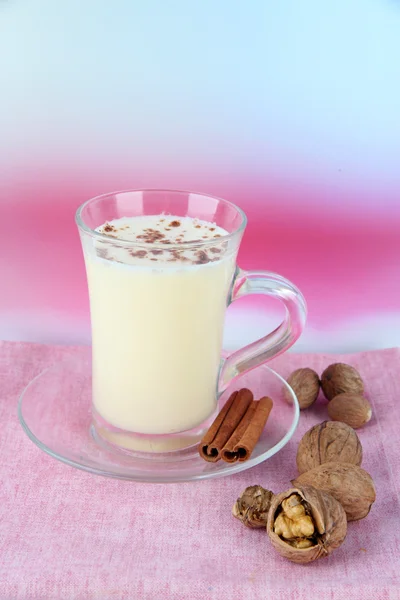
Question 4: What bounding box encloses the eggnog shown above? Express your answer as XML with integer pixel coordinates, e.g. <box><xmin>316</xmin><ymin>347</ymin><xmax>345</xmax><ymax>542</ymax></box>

<box><xmin>84</xmin><ymin>215</ymin><xmax>236</xmax><ymax>435</ymax></box>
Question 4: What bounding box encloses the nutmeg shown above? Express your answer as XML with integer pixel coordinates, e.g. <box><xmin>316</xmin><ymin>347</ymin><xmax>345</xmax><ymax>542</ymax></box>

<box><xmin>232</xmin><ymin>485</ymin><xmax>274</xmax><ymax>528</ymax></box>
<box><xmin>292</xmin><ymin>462</ymin><xmax>376</xmax><ymax>521</ymax></box>
<box><xmin>327</xmin><ymin>393</ymin><xmax>372</xmax><ymax>429</ymax></box>
<box><xmin>266</xmin><ymin>486</ymin><xmax>347</xmax><ymax>563</ymax></box>
<box><xmin>321</xmin><ymin>363</ymin><xmax>364</xmax><ymax>401</ymax></box>
<box><xmin>285</xmin><ymin>368</ymin><xmax>320</xmax><ymax>410</ymax></box>
<box><xmin>296</xmin><ymin>421</ymin><xmax>362</xmax><ymax>474</ymax></box>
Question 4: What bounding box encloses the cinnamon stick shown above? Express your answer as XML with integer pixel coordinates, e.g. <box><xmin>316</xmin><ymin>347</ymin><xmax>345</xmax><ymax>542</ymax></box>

<box><xmin>221</xmin><ymin>401</ymin><xmax>257</xmax><ymax>463</ymax></box>
<box><xmin>199</xmin><ymin>389</ymin><xmax>253</xmax><ymax>462</ymax></box>
<box><xmin>231</xmin><ymin>396</ymin><xmax>273</xmax><ymax>462</ymax></box>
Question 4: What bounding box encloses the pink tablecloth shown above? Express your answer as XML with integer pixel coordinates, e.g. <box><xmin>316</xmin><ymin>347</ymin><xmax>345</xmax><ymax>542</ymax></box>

<box><xmin>1</xmin><ymin>341</ymin><xmax>399</xmax><ymax>600</ymax></box>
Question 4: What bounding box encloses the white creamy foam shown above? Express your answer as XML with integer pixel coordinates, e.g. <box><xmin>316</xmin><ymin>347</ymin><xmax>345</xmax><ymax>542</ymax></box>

<box><xmin>94</xmin><ymin>215</ymin><xmax>229</xmax><ymax>267</ymax></box>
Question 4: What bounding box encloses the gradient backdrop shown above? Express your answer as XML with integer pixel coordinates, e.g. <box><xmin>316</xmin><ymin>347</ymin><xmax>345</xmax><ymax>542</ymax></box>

<box><xmin>1</xmin><ymin>0</ymin><xmax>399</xmax><ymax>352</ymax></box>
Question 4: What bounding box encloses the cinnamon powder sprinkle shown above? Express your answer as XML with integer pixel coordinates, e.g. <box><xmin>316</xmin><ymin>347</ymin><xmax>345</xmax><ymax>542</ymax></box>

<box><xmin>129</xmin><ymin>250</ymin><xmax>147</xmax><ymax>258</ymax></box>
<box><xmin>195</xmin><ymin>250</ymin><xmax>210</xmax><ymax>264</ymax></box>
<box><xmin>137</xmin><ymin>229</ymin><xmax>166</xmax><ymax>243</ymax></box>
<box><xmin>170</xmin><ymin>249</ymin><xmax>188</xmax><ymax>261</ymax></box>
<box><xmin>103</xmin><ymin>223</ymin><xmax>115</xmax><ymax>233</ymax></box>
<box><xmin>169</xmin><ymin>220</ymin><xmax>181</xmax><ymax>227</ymax></box>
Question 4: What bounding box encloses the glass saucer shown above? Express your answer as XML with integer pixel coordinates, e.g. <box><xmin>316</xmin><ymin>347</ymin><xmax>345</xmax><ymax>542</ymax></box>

<box><xmin>18</xmin><ymin>354</ymin><xmax>299</xmax><ymax>483</ymax></box>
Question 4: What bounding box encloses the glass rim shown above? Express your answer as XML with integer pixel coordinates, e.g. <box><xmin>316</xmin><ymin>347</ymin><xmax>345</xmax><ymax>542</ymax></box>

<box><xmin>75</xmin><ymin>188</ymin><xmax>247</xmax><ymax>249</ymax></box>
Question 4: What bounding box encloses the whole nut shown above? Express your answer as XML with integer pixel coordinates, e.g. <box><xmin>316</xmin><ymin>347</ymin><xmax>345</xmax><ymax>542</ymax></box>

<box><xmin>328</xmin><ymin>393</ymin><xmax>372</xmax><ymax>429</ymax></box>
<box><xmin>285</xmin><ymin>368</ymin><xmax>320</xmax><ymax>410</ymax></box>
<box><xmin>296</xmin><ymin>421</ymin><xmax>362</xmax><ymax>474</ymax></box>
<box><xmin>321</xmin><ymin>363</ymin><xmax>364</xmax><ymax>401</ymax></box>
<box><xmin>292</xmin><ymin>462</ymin><xmax>376</xmax><ymax>521</ymax></box>
<box><xmin>232</xmin><ymin>485</ymin><xmax>274</xmax><ymax>528</ymax></box>
<box><xmin>266</xmin><ymin>486</ymin><xmax>347</xmax><ymax>564</ymax></box>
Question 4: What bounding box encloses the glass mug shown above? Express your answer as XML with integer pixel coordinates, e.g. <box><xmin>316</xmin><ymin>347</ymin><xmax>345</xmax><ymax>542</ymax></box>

<box><xmin>76</xmin><ymin>190</ymin><xmax>306</xmax><ymax>453</ymax></box>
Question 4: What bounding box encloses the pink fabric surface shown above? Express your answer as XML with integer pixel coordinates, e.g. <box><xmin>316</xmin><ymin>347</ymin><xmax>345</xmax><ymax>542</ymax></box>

<box><xmin>1</xmin><ymin>341</ymin><xmax>399</xmax><ymax>600</ymax></box>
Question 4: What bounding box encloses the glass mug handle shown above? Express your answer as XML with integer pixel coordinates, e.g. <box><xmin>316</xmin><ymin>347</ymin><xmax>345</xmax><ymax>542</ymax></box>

<box><xmin>218</xmin><ymin>269</ymin><xmax>307</xmax><ymax>391</ymax></box>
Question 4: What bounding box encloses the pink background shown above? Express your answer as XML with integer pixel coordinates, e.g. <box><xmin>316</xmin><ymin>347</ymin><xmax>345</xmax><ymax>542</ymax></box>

<box><xmin>1</xmin><ymin>0</ymin><xmax>400</xmax><ymax>352</ymax></box>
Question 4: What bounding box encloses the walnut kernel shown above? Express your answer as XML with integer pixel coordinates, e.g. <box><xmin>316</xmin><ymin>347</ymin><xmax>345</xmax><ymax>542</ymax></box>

<box><xmin>274</xmin><ymin>494</ymin><xmax>315</xmax><ymax>538</ymax></box>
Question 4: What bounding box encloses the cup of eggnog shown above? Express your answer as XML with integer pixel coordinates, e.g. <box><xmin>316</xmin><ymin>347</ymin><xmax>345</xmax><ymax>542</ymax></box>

<box><xmin>76</xmin><ymin>189</ymin><xmax>306</xmax><ymax>453</ymax></box>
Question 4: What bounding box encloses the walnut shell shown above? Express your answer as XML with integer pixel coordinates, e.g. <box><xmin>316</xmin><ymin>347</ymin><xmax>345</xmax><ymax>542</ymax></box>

<box><xmin>321</xmin><ymin>363</ymin><xmax>364</xmax><ymax>401</ymax></box>
<box><xmin>296</xmin><ymin>421</ymin><xmax>362</xmax><ymax>474</ymax></box>
<box><xmin>285</xmin><ymin>368</ymin><xmax>320</xmax><ymax>410</ymax></box>
<box><xmin>292</xmin><ymin>462</ymin><xmax>376</xmax><ymax>521</ymax></box>
<box><xmin>266</xmin><ymin>486</ymin><xmax>347</xmax><ymax>564</ymax></box>
<box><xmin>232</xmin><ymin>485</ymin><xmax>274</xmax><ymax>528</ymax></box>
<box><xmin>328</xmin><ymin>393</ymin><xmax>372</xmax><ymax>429</ymax></box>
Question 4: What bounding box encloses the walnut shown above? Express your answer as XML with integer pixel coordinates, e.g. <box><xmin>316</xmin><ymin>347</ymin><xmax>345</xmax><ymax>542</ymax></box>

<box><xmin>285</xmin><ymin>368</ymin><xmax>320</xmax><ymax>410</ymax></box>
<box><xmin>296</xmin><ymin>421</ymin><xmax>362</xmax><ymax>474</ymax></box>
<box><xmin>232</xmin><ymin>485</ymin><xmax>274</xmax><ymax>528</ymax></box>
<box><xmin>321</xmin><ymin>363</ymin><xmax>364</xmax><ymax>401</ymax></box>
<box><xmin>274</xmin><ymin>495</ymin><xmax>315</xmax><ymax>538</ymax></box>
<box><xmin>267</xmin><ymin>486</ymin><xmax>347</xmax><ymax>563</ymax></box>
<box><xmin>327</xmin><ymin>393</ymin><xmax>372</xmax><ymax>429</ymax></box>
<box><xmin>292</xmin><ymin>462</ymin><xmax>376</xmax><ymax>521</ymax></box>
